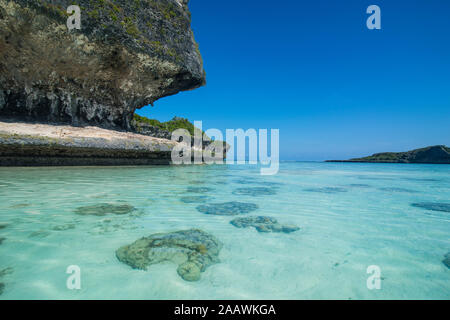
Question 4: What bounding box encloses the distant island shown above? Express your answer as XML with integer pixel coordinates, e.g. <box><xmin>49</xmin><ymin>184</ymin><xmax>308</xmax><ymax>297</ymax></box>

<box><xmin>327</xmin><ymin>145</ymin><xmax>450</xmax><ymax>164</ymax></box>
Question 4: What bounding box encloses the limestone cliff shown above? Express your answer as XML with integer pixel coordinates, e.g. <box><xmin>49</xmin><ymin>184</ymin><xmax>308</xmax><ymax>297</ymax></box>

<box><xmin>0</xmin><ymin>0</ymin><xmax>205</xmax><ymax>130</ymax></box>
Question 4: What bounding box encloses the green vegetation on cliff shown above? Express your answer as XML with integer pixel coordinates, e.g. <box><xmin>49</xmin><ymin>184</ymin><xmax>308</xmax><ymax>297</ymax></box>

<box><xmin>133</xmin><ymin>114</ymin><xmax>202</xmax><ymax>136</ymax></box>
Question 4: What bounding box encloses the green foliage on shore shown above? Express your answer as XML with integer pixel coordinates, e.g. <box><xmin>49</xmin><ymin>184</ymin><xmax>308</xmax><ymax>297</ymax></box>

<box><xmin>133</xmin><ymin>114</ymin><xmax>202</xmax><ymax>136</ymax></box>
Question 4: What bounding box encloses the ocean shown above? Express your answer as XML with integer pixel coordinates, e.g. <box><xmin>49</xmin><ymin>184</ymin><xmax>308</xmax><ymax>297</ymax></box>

<box><xmin>0</xmin><ymin>162</ymin><xmax>449</xmax><ymax>299</ymax></box>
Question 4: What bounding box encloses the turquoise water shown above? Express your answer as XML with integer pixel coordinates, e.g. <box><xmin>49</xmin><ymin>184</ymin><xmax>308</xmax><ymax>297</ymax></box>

<box><xmin>0</xmin><ymin>162</ymin><xmax>449</xmax><ymax>300</ymax></box>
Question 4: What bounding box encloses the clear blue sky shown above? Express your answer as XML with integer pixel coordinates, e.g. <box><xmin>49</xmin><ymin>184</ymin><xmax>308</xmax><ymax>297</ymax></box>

<box><xmin>136</xmin><ymin>0</ymin><xmax>450</xmax><ymax>160</ymax></box>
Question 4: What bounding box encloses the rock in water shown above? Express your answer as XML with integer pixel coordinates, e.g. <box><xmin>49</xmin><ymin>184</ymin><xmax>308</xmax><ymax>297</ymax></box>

<box><xmin>116</xmin><ymin>229</ymin><xmax>222</xmax><ymax>281</ymax></box>
<box><xmin>443</xmin><ymin>252</ymin><xmax>450</xmax><ymax>269</ymax></box>
<box><xmin>196</xmin><ymin>202</ymin><xmax>259</xmax><ymax>216</ymax></box>
<box><xmin>230</xmin><ymin>216</ymin><xmax>300</xmax><ymax>233</ymax></box>
<box><xmin>74</xmin><ymin>203</ymin><xmax>135</xmax><ymax>216</ymax></box>
<box><xmin>0</xmin><ymin>0</ymin><xmax>205</xmax><ymax>130</ymax></box>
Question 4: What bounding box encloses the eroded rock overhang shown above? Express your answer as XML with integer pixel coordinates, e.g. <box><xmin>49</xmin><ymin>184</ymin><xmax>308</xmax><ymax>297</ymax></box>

<box><xmin>0</xmin><ymin>0</ymin><xmax>205</xmax><ymax>130</ymax></box>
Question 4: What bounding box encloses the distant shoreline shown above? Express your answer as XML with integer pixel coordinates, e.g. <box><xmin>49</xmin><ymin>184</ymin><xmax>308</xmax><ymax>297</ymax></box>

<box><xmin>326</xmin><ymin>145</ymin><xmax>450</xmax><ymax>164</ymax></box>
<box><xmin>325</xmin><ymin>160</ymin><xmax>450</xmax><ymax>164</ymax></box>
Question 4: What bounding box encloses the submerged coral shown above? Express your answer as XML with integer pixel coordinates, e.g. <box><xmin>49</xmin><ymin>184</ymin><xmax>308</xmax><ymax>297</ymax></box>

<box><xmin>232</xmin><ymin>187</ymin><xmax>277</xmax><ymax>196</ymax></box>
<box><xmin>443</xmin><ymin>252</ymin><xmax>450</xmax><ymax>269</ymax></box>
<box><xmin>348</xmin><ymin>184</ymin><xmax>371</xmax><ymax>188</ymax></box>
<box><xmin>116</xmin><ymin>229</ymin><xmax>222</xmax><ymax>281</ymax></box>
<box><xmin>304</xmin><ymin>187</ymin><xmax>347</xmax><ymax>193</ymax></box>
<box><xmin>230</xmin><ymin>216</ymin><xmax>300</xmax><ymax>233</ymax></box>
<box><xmin>232</xmin><ymin>178</ymin><xmax>260</xmax><ymax>185</ymax></box>
<box><xmin>379</xmin><ymin>187</ymin><xmax>418</xmax><ymax>193</ymax></box>
<box><xmin>180</xmin><ymin>196</ymin><xmax>210</xmax><ymax>204</ymax></box>
<box><xmin>90</xmin><ymin>219</ymin><xmax>140</xmax><ymax>235</ymax></box>
<box><xmin>0</xmin><ymin>267</ymin><xmax>13</xmax><ymax>277</ymax></box>
<box><xmin>233</xmin><ymin>179</ymin><xmax>282</xmax><ymax>188</ymax></box>
<box><xmin>186</xmin><ymin>187</ymin><xmax>214</xmax><ymax>194</ymax></box>
<box><xmin>0</xmin><ymin>222</ymin><xmax>8</xmax><ymax>229</ymax></box>
<box><xmin>74</xmin><ymin>203</ymin><xmax>135</xmax><ymax>216</ymax></box>
<box><xmin>52</xmin><ymin>224</ymin><xmax>76</xmax><ymax>231</ymax></box>
<box><xmin>0</xmin><ymin>267</ymin><xmax>13</xmax><ymax>295</ymax></box>
<box><xmin>28</xmin><ymin>230</ymin><xmax>51</xmax><ymax>238</ymax></box>
<box><xmin>196</xmin><ymin>202</ymin><xmax>258</xmax><ymax>216</ymax></box>
<box><xmin>411</xmin><ymin>202</ymin><xmax>450</xmax><ymax>213</ymax></box>
<box><xmin>9</xmin><ymin>203</ymin><xmax>31</xmax><ymax>209</ymax></box>
<box><xmin>0</xmin><ymin>237</ymin><xmax>5</xmax><ymax>245</ymax></box>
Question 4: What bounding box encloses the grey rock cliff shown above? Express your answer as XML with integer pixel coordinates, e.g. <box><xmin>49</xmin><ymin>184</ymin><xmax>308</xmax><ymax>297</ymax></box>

<box><xmin>0</xmin><ymin>0</ymin><xmax>205</xmax><ymax>129</ymax></box>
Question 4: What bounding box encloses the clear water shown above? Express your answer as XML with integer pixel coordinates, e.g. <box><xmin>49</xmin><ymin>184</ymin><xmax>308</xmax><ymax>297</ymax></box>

<box><xmin>0</xmin><ymin>162</ymin><xmax>449</xmax><ymax>300</ymax></box>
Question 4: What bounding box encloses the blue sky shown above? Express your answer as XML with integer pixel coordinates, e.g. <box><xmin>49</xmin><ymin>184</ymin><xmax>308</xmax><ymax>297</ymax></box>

<box><xmin>136</xmin><ymin>0</ymin><xmax>450</xmax><ymax>160</ymax></box>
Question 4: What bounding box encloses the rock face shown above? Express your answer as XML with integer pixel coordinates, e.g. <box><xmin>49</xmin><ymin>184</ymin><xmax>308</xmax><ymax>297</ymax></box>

<box><xmin>116</xmin><ymin>229</ymin><xmax>222</xmax><ymax>281</ymax></box>
<box><xmin>0</xmin><ymin>121</ymin><xmax>184</xmax><ymax>165</ymax></box>
<box><xmin>131</xmin><ymin>119</ymin><xmax>172</xmax><ymax>140</ymax></box>
<box><xmin>0</xmin><ymin>0</ymin><xmax>205</xmax><ymax>130</ymax></box>
<box><xmin>327</xmin><ymin>146</ymin><xmax>450</xmax><ymax>164</ymax></box>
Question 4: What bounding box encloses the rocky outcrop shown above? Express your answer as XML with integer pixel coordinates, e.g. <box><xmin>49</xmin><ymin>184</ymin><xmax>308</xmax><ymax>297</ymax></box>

<box><xmin>131</xmin><ymin>119</ymin><xmax>172</xmax><ymax>140</ymax></box>
<box><xmin>0</xmin><ymin>0</ymin><xmax>205</xmax><ymax>130</ymax></box>
<box><xmin>116</xmin><ymin>229</ymin><xmax>222</xmax><ymax>281</ymax></box>
<box><xmin>132</xmin><ymin>115</ymin><xmax>229</xmax><ymax>155</ymax></box>
<box><xmin>230</xmin><ymin>216</ymin><xmax>300</xmax><ymax>233</ymax></box>
<box><xmin>327</xmin><ymin>146</ymin><xmax>450</xmax><ymax>164</ymax></box>
<box><xmin>0</xmin><ymin>121</ymin><xmax>183</xmax><ymax>165</ymax></box>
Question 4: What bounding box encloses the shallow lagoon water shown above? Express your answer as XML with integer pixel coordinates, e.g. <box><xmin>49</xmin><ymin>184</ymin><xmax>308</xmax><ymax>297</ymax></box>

<box><xmin>0</xmin><ymin>162</ymin><xmax>449</xmax><ymax>299</ymax></box>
